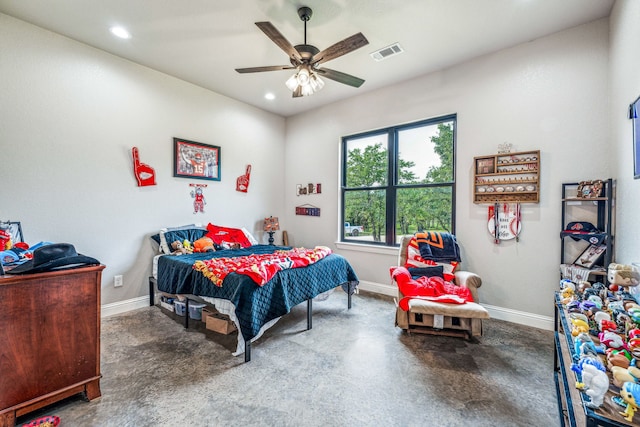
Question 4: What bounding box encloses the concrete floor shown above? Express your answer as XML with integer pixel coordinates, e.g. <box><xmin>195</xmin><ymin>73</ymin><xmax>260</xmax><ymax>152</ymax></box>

<box><xmin>17</xmin><ymin>291</ymin><xmax>558</xmax><ymax>427</ymax></box>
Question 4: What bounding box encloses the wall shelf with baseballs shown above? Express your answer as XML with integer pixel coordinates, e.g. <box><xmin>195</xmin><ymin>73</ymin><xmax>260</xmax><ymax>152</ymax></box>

<box><xmin>473</xmin><ymin>150</ymin><xmax>540</xmax><ymax>204</ymax></box>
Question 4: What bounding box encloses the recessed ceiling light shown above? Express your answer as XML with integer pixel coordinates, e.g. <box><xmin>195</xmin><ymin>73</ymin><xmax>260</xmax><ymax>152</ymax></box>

<box><xmin>265</xmin><ymin>93</ymin><xmax>275</xmax><ymax>100</ymax></box>
<box><xmin>110</xmin><ymin>26</ymin><xmax>131</xmax><ymax>39</ymax></box>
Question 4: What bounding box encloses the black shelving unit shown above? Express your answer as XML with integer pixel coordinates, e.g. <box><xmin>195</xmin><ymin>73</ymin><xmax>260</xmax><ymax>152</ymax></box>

<box><xmin>560</xmin><ymin>179</ymin><xmax>615</xmax><ymax>280</ymax></box>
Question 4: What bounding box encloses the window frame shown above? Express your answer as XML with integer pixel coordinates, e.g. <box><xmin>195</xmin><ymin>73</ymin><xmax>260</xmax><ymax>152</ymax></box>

<box><xmin>340</xmin><ymin>114</ymin><xmax>457</xmax><ymax>246</ymax></box>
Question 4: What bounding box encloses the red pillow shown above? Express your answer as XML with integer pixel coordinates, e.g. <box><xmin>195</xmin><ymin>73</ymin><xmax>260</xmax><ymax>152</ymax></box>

<box><xmin>206</xmin><ymin>224</ymin><xmax>252</xmax><ymax>248</ymax></box>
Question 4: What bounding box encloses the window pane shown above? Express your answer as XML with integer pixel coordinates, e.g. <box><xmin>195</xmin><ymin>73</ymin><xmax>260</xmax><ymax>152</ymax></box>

<box><xmin>398</xmin><ymin>121</ymin><xmax>454</xmax><ymax>184</ymax></box>
<box><xmin>344</xmin><ymin>189</ymin><xmax>386</xmax><ymax>242</ymax></box>
<box><xmin>341</xmin><ymin>115</ymin><xmax>455</xmax><ymax>247</ymax></box>
<box><xmin>345</xmin><ymin>133</ymin><xmax>388</xmax><ymax>188</ymax></box>
<box><xmin>395</xmin><ymin>186</ymin><xmax>453</xmax><ymax>243</ymax></box>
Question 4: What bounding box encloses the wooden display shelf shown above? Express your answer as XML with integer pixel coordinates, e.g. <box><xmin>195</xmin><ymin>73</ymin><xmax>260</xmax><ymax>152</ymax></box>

<box><xmin>474</xmin><ymin>192</ymin><xmax>539</xmax><ymax>203</ymax></box>
<box><xmin>473</xmin><ymin>149</ymin><xmax>540</xmax><ymax>204</ymax></box>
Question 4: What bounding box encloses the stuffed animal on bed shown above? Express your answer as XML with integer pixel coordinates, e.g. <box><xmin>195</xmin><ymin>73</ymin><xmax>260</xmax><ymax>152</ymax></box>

<box><xmin>193</xmin><ymin>236</ymin><xmax>215</xmax><ymax>253</ymax></box>
<box><xmin>171</xmin><ymin>240</ymin><xmax>189</xmax><ymax>255</ymax></box>
<box><xmin>182</xmin><ymin>240</ymin><xmax>193</xmax><ymax>254</ymax></box>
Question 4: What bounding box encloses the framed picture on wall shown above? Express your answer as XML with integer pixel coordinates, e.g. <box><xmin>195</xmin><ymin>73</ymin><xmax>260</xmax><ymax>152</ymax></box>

<box><xmin>173</xmin><ymin>138</ymin><xmax>221</xmax><ymax>181</ymax></box>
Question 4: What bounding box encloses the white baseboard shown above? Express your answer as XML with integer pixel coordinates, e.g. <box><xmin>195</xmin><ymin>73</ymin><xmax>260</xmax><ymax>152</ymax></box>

<box><xmin>102</xmin><ymin>295</ymin><xmax>150</xmax><ymax>318</ymax></box>
<box><xmin>358</xmin><ymin>280</ymin><xmax>397</xmax><ymax>297</ymax></box>
<box><xmin>103</xmin><ymin>284</ymin><xmax>555</xmax><ymax>332</ymax></box>
<box><xmin>358</xmin><ymin>280</ymin><xmax>553</xmax><ymax>331</ymax></box>
<box><xmin>482</xmin><ymin>304</ymin><xmax>553</xmax><ymax>331</ymax></box>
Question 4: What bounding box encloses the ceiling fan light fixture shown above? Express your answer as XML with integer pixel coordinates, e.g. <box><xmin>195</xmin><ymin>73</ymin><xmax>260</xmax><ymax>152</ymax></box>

<box><xmin>310</xmin><ymin>73</ymin><xmax>324</xmax><ymax>91</ymax></box>
<box><xmin>301</xmin><ymin>83</ymin><xmax>314</xmax><ymax>97</ymax></box>
<box><xmin>296</xmin><ymin>67</ymin><xmax>311</xmax><ymax>86</ymax></box>
<box><xmin>239</xmin><ymin>6</ymin><xmax>368</xmax><ymax>97</ymax></box>
<box><xmin>285</xmin><ymin>73</ymin><xmax>299</xmax><ymax>91</ymax></box>
<box><xmin>285</xmin><ymin>67</ymin><xmax>323</xmax><ymax>96</ymax></box>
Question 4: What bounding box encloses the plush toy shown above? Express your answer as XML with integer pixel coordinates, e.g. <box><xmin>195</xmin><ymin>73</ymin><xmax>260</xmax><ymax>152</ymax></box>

<box><xmin>0</xmin><ymin>229</ymin><xmax>12</xmax><ymax>251</ymax></box>
<box><xmin>608</xmin><ymin>350</ymin><xmax>632</xmax><ymax>371</ymax></box>
<box><xmin>599</xmin><ymin>330</ymin><xmax>627</xmax><ymax>350</ymax></box>
<box><xmin>609</xmin><ymin>263</ymin><xmax>640</xmax><ymax>287</ymax></box>
<box><xmin>617</xmin><ymin>382</ymin><xmax>640</xmax><ymax>422</ymax></box>
<box><xmin>571</xmin><ymin>318</ymin><xmax>590</xmax><ymax>337</ymax></box>
<box><xmin>220</xmin><ymin>241</ymin><xmax>242</xmax><ymax>250</ymax></box>
<box><xmin>611</xmin><ymin>364</ymin><xmax>640</xmax><ymax>388</ymax></box>
<box><xmin>561</xmin><ymin>286</ymin><xmax>575</xmax><ymax>305</ymax></box>
<box><xmin>588</xmin><ymin>295</ymin><xmax>604</xmax><ymax>309</ymax></box>
<box><xmin>171</xmin><ymin>240</ymin><xmax>188</xmax><ymax>255</ymax></box>
<box><xmin>575</xmin><ymin>363</ymin><xmax>609</xmax><ymax>409</ymax></box>
<box><xmin>573</xmin><ymin>333</ymin><xmax>602</xmax><ymax>360</ymax></box>
<box><xmin>599</xmin><ymin>319</ymin><xmax>618</xmax><ymax>333</ymax></box>
<box><xmin>193</xmin><ymin>237</ymin><xmax>215</xmax><ymax>253</ymax></box>
<box><xmin>572</xmin><ymin>355</ymin><xmax>606</xmax><ymax>376</ymax></box>
<box><xmin>182</xmin><ymin>240</ymin><xmax>193</xmax><ymax>254</ymax></box>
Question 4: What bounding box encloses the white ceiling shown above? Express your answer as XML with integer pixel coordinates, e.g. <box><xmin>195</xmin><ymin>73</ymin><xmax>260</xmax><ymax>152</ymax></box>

<box><xmin>0</xmin><ymin>0</ymin><xmax>614</xmax><ymax>117</ymax></box>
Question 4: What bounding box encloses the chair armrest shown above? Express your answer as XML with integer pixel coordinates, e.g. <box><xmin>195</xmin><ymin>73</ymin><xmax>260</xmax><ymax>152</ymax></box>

<box><xmin>454</xmin><ymin>271</ymin><xmax>482</xmax><ymax>303</ymax></box>
<box><xmin>454</xmin><ymin>271</ymin><xmax>482</xmax><ymax>289</ymax></box>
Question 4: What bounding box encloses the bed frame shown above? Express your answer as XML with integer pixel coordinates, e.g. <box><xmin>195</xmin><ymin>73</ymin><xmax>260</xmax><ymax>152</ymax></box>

<box><xmin>148</xmin><ymin>267</ymin><xmax>354</xmax><ymax>363</ymax></box>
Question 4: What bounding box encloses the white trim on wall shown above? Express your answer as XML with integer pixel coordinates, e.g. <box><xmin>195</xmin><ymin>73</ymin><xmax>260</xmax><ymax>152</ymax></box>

<box><xmin>357</xmin><ymin>281</ymin><xmax>553</xmax><ymax>331</ymax></box>
<box><xmin>102</xmin><ymin>296</ymin><xmax>149</xmax><ymax>318</ymax></box>
<box><xmin>103</xmin><ymin>287</ymin><xmax>553</xmax><ymax>331</ymax></box>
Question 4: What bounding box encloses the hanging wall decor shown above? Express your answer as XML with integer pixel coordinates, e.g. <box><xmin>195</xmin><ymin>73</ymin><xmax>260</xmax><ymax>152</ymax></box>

<box><xmin>296</xmin><ymin>183</ymin><xmax>321</xmax><ymax>195</ymax></box>
<box><xmin>189</xmin><ymin>183</ymin><xmax>208</xmax><ymax>214</ymax></box>
<box><xmin>132</xmin><ymin>147</ymin><xmax>156</xmax><ymax>186</ymax></box>
<box><xmin>174</xmin><ymin>137</ymin><xmax>221</xmax><ymax>181</ymax></box>
<box><xmin>295</xmin><ymin>204</ymin><xmax>321</xmax><ymax>216</ymax></box>
<box><xmin>487</xmin><ymin>203</ymin><xmax>521</xmax><ymax>244</ymax></box>
<box><xmin>236</xmin><ymin>165</ymin><xmax>251</xmax><ymax>193</ymax></box>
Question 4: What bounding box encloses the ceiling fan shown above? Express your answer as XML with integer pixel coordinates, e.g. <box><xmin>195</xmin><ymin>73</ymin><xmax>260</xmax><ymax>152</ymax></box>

<box><xmin>235</xmin><ymin>6</ymin><xmax>369</xmax><ymax>97</ymax></box>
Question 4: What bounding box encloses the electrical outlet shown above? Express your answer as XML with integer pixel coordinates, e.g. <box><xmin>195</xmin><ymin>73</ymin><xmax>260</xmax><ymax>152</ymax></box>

<box><xmin>114</xmin><ymin>275</ymin><xmax>123</xmax><ymax>287</ymax></box>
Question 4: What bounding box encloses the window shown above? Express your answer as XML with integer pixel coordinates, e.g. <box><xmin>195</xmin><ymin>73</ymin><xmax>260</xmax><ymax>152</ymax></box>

<box><xmin>341</xmin><ymin>114</ymin><xmax>456</xmax><ymax>246</ymax></box>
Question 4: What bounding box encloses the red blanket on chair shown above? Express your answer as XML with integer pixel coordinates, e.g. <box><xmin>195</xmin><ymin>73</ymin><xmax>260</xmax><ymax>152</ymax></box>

<box><xmin>390</xmin><ymin>266</ymin><xmax>474</xmax><ymax>311</ymax></box>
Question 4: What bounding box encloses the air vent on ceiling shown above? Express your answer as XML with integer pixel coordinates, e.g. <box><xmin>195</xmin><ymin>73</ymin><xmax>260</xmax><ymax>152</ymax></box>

<box><xmin>370</xmin><ymin>43</ymin><xmax>404</xmax><ymax>62</ymax></box>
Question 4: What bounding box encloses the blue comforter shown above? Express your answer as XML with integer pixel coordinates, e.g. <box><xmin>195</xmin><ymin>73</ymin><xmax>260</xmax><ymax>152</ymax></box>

<box><xmin>156</xmin><ymin>245</ymin><xmax>359</xmax><ymax>341</ymax></box>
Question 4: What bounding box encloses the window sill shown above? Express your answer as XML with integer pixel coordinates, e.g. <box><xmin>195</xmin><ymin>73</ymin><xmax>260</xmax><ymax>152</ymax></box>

<box><xmin>335</xmin><ymin>241</ymin><xmax>399</xmax><ymax>256</ymax></box>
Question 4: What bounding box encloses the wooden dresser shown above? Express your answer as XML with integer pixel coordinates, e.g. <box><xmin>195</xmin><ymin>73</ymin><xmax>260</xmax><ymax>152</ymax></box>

<box><xmin>0</xmin><ymin>265</ymin><xmax>105</xmax><ymax>426</ymax></box>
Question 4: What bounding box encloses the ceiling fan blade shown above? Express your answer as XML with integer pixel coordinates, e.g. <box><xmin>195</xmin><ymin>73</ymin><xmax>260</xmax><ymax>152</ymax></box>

<box><xmin>235</xmin><ymin>65</ymin><xmax>295</xmax><ymax>73</ymax></box>
<box><xmin>311</xmin><ymin>33</ymin><xmax>369</xmax><ymax>66</ymax></box>
<box><xmin>316</xmin><ymin>68</ymin><xmax>365</xmax><ymax>88</ymax></box>
<box><xmin>255</xmin><ymin>22</ymin><xmax>302</xmax><ymax>62</ymax></box>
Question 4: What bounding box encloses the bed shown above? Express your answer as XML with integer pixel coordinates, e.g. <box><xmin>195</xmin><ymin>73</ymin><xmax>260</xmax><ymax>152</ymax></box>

<box><xmin>148</xmin><ymin>225</ymin><xmax>359</xmax><ymax>362</ymax></box>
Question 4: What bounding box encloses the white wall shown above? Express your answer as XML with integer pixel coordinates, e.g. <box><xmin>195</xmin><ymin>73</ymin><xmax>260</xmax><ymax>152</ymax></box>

<box><xmin>285</xmin><ymin>18</ymin><xmax>611</xmax><ymax>323</ymax></box>
<box><xmin>610</xmin><ymin>0</ymin><xmax>640</xmax><ymax>267</ymax></box>
<box><xmin>0</xmin><ymin>14</ymin><xmax>286</xmax><ymax>305</ymax></box>
<box><xmin>3</xmin><ymin>10</ymin><xmax>633</xmax><ymax>326</ymax></box>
